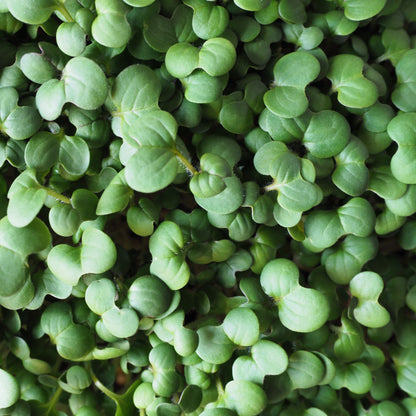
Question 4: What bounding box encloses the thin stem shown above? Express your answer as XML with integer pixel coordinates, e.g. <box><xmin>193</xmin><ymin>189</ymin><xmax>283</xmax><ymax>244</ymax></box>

<box><xmin>216</xmin><ymin>376</ymin><xmax>225</xmax><ymax>397</ymax></box>
<box><xmin>47</xmin><ymin>387</ymin><xmax>62</xmax><ymax>415</ymax></box>
<box><xmin>43</xmin><ymin>187</ymin><xmax>71</xmax><ymax>204</ymax></box>
<box><xmin>264</xmin><ymin>182</ymin><xmax>279</xmax><ymax>192</ymax></box>
<box><xmin>56</xmin><ymin>3</ymin><xmax>74</xmax><ymax>22</ymax></box>
<box><xmin>91</xmin><ymin>370</ymin><xmax>121</xmax><ymax>403</ymax></box>
<box><xmin>173</xmin><ymin>149</ymin><xmax>197</xmax><ymax>175</ymax></box>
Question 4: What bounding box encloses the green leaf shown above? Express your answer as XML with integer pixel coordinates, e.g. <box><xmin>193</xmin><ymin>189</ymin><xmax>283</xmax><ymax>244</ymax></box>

<box><xmin>96</xmin><ymin>170</ymin><xmax>133</xmax><ymax>215</ymax></box>
<box><xmin>128</xmin><ymin>275</ymin><xmax>173</xmax><ymax>317</ymax></box>
<box><xmin>165</xmin><ymin>43</ymin><xmax>199</xmax><ymax>79</ymax></box>
<box><xmin>25</xmin><ymin>131</ymin><xmax>60</xmax><ymax>171</ymax></box>
<box><xmin>251</xmin><ymin>339</ymin><xmax>288</xmax><ymax>376</ymax></box>
<box><xmin>59</xmin><ymin>135</ymin><xmax>90</xmax><ymax>177</ymax></box>
<box><xmin>47</xmin><ymin>228</ymin><xmax>116</xmax><ymax>285</ymax></box>
<box><xmin>196</xmin><ymin>325</ymin><xmax>235</xmax><ymax>364</ymax></box>
<box><xmin>0</xmin><ymin>369</ymin><xmax>20</xmax><ymax>409</ymax></box>
<box><xmin>81</xmin><ymin>228</ymin><xmax>117</xmax><ymax>274</ymax></box>
<box><xmin>223</xmin><ymin>307</ymin><xmax>259</xmax><ymax>346</ymax></box>
<box><xmin>56</xmin><ymin>22</ymin><xmax>86</xmax><ymax>57</ymax></box>
<box><xmin>63</xmin><ymin>57</ymin><xmax>108</xmax><ymax>110</ymax></box>
<box><xmin>3</xmin><ymin>105</ymin><xmax>42</xmax><ymax>140</ymax></box>
<box><xmin>199</xmin><ymin>38</ymin><xmax>236</xmax><ymax>77</ymax></box>
<box><xmin>0</xmin><ymin>246</ymin><xmax>26</xmax><ymax>297</ymax></box>
<box><xmin>195</xmin><ymin>176</ymin><xmax>243</xmax><ymax>215</ymax></box>
<box><xmin>47</xmin><ymin>244</ymin><xmax>82</xmax><ymax>286</ymax></box>
<box><xmin>392</xmin><ymin>50</ymin><xmax>416</xmax><ymax>112</ymax></box>
<box><xmin>303</xmin><ymin>110</ymin><xmax>350</xmax><ymax>158</ymax></box>
<box><xmin>111</xmin><ymin>64</ymin><xmax>161</xmax><ymax>117</ymax></box>
<box><xmin>49</xmin><ymin>203</ymin><xmax>81</xmax><ymax>237</ymax></box>
<box><xmin>102</xmin><ymin>307</ymin><xmax>139</xmax><ymax>338</ymax></box>
<box><xmin>278</xmin><ymin>286</ymin><xmax>330</xmax><ymax>333</ymax></box>
<box><xmin>92</xmin><ymin>0</ymin><xmax>131</xmax><ymax>48</ymax></box>
<box><xmin>185</xmin><ymin>0</ymin><xmax>229</xmax><ymax>40</ymax></box>
<box><xmin>178</xmin><ymin>384</ymin><xmax>202</xmax><ymax>413</ymax></box>
<box><xmin>0</xmin><ymin>216</ymin><xmax>51</xmax><ymax>258</ymax></box>
<box><xmin>35</xmin><ymin>79</ymin><xmax>66</xmax><ymax>121</ymax></box>
<box><xmin>143</xmin><ymin>14</ymin><xmax>176</xmax><ymax>52</ymax></box>
<box><xmin>128</xmin><ymin>110</ymin><xmax>178</xmax><ymax>148</ymax></box>
<box><xmin>264</xmin><ymin>51</ymin><xmax>320</xmax><ymax>118</ymax></box>
<box><xmin>182</xmin><ymin>69</ymin><xmax>223</xmax><ymax>104</ymax></box>
<box><xmin>393</xmin><ymin>347</ymin><xmax>416</xmax><ymax>397</ymax></box>
<box><xmin>342</xmin><ymin>0</ymin><xmax>387</xmax><ymax>21</ymax></box>
<box><xmin>125</xmin><ymin>147</ymin><xmax>179</xmax><ymax>193</ymax></box>
<box><xmin>349</xmin><ymin>271</ymin><xmax>390</xmax><ymax>328</ymax></box>
<box><xmin>304</xmin><ymin>210</ymin><xmax>343</xmax><ymax>252</ymax></box>
<box><xmin>337</xmin><ymin>197</ymin><xmax>375</xmax><ymax>237</ymax></box>
<box><xmin>287</xmin><ymin>350</ymin><xmax>325</xmax><ymax>389</ymax></box>
<box><xmin>327</xmin><ymin>55</ymin><xmax>378</xmax><ymax>108</ymax></box>
<box><xmin>224</xmin><ymin>380</ymin><xmax>267</xmax><ymax>416</ymax></box>
<box><xmin>332</xmin><ymin>137</ymin><xmax>369</xmax><ymax>196</ymax></box>
<box><xmin>149</xmin><ymin>221</ymin><xmax>190</xmax><ymax>290</ymax></box>
<box><xmin>278</xmin><ymin>177</ymin><xmax>323</xmax><ymax>213</ymax></box>
<box><xmin>6</xmin><ymin>0</ymin><xmax>58</xmax><ymax>24</ymax></box>
<box><xmin>368</xmin><ymin>165</ymin><xmax>407</xmax><ymax>199</ymax></box>
<box><xmin>127</xmin><ymin>199</ymin><xmax>158</xmax><ymax>237</ymax></box>
<box><xmin>323</xmin><ymin>235</ymin><xmax>378</xmax><ymax>284</ymax></box>
<box><xmin>333</xmin><ymin>312</ymin><xmax>365</xmax><ymax>362</ymax></box>
<box><xmin>260</xmin><ymin>259</ymin><xmax>329</xmax><ymax>332</ymax></box>
<box><xmin>278</xmin><ymin>0</ymin><xmax>306</xmax><ymax>24</ymax></box>
<box><xmin>85</xmin><ymin>278</ymin><xmax>116</xmax><ymax>315</ymax></box>
<box><xmin>7</xmin><ymin>169</ymin><xmax>47</xmax><ymax>227</ymax></box>
<box><xmin>330</xmin><ymin>362</ymin><xmax>372</xmax><ymax>394</ymax></box>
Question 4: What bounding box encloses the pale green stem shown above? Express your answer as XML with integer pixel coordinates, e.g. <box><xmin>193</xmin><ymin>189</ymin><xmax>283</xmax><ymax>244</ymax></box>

<box><xmin>43</xmin><ymin>187</ymin><xmax>71</xmax><ymax>204</ymax></box>
<box><xmin>216</xmin><ymin>376</ymin><xmax>225</xmax><ymax>397</ymax></box>
<box><xmin>47</xmin><ymin>387</ymin><xmax>63</xmax><ymax>415</ymax></box>
<box><xmin>56</xmin><ymin>3</ymin><xmax>74</xmax><ymax>22</ymax></box>
<box><xmin>91</xmin><ymin>370</ymin><xmax>121</xmax><ymax>403</ymax></box>
<box><xmin>173</xmin><ymin>149</ymin><xmax>197</xmax><ymax>175</ymax></box>
<box><xmin>264</xmin><ymin>182</ymin><xmax>279</xmax><ymax>192</ymax></box>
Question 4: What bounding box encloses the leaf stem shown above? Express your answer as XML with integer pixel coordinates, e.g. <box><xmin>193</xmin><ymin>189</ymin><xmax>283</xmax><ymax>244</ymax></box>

<box><xmin>56</xmin><ymin>3</ymin><xmax>74</xmax><ymax>22</ymax></box>
<box><xmin>43</xmin><ymin>187</ymin><xmax>71</xmax><ymax>204</ymax></box>
<box><xmin>216</xmin><ymin>376</ymin><xmax>225</xmax><ymax>396</ymax></box>
<box><xmin>173</xmin><ymin>149</ymin><xmax>197</xmax><ymax>175</ymax></box>
<box><xmin>46</xmin><ymin>387</ymin><xmax>62</xmax><ymax>415</ymax></box>
<box><xmin>90</xmin><ymin>369</ymin><xmax>121</xmax><ymax>403</ymax></box>
<box><xmin>264</xmin><ymin>182</ymin><xmax>279</xmax><ymax>192</ymax></box>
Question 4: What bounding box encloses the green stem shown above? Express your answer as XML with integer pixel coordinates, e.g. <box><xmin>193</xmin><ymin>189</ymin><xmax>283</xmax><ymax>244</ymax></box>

<box><xmin>216</xmin><ymin>376</ymin><xmax>225</xmax><ymax>397</ymax></box>
<box><xmin>174</xmin><ymin>149</ymin><xmax>197</xmax><ymax>175</ymax></box>
<box><xmin>90</xmin><ymin>370</ymin><xmax>121</xmax><ymax>403</ymax></box>
<box><xmin>264</xmin><ymin>182</ymin><xmax>279</xmax><ymax>192</ymax></box>
<box><xmin>47</xmin><ymin>387</ymin><xmax>62</xmax><ymax>415</ymax></box>
<box><xmin>56</xmin><ymin>3</ymin><xmax>74</xmax><ymax>22</ymax></box>
<box><xmin>43</xmin><ymin>187</ymin><xmax>71</xmax><ymax>204</ymax></box>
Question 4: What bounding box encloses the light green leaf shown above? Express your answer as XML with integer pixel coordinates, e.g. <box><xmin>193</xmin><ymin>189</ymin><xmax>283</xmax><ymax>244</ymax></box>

<box><xmin>63</xmin><ymin>57</ymin><xmax>108</xmax><ymax>110</ymax></box>
<box><xmin>81</xmin><ymin>228</ymin><xmax>117</xmax><ymax>274</ymax></box>
<box><xmin>199</xmin><ymin>38</ymin><xmax>236</xmax><ymax>77</ymax></box>
<box><xmin>327</xmin><ymin>55</ymin><xmax>378</xmax><ymax>108</ymax></box>
<box><xmin>251</xmin><ymin>340</ymin><xmax>288</xmax><ymax>376</ymax></box>
<box><xmin>264</xmin><ymin>51</ymin><xmax>320</xmax><ymax>118</ymax></box>
<box><xmin>342</xmin><ymin>0</ymin><xmax>387</xmax><ymax>21</ymax></box>
<box><xmin>223</xmin><ymin>308</ymin><xmax>259</xmax><ymax>346</ymax></box>
<box><xmin>350</xmin><ymin>272</ymin><xmax>390</xmax><ymax>328</ymax></box>
<box><xmin>125</xmin><ymin>147</ymin><xmax>179</xmax><ymax>193</ymax></box>
<box><xmin>196</xmin><ymin>325</ymin><xmax>235</xmax><ymax>364</ymax></box>
<box><xmin>224</xmin><ymin>380</ymin><xmax>267</xmax><ymax>416</ymax></box>
<box><xmin>0</xmin><ymin>369</ymin><xmax>20</xmax><ymax>409</ymax></box>
<box><xmin>303</xmin><ymin>110</ymin><xmax>350</xmax><ymax>158</ymax></box>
